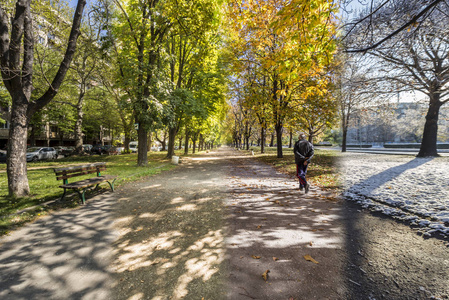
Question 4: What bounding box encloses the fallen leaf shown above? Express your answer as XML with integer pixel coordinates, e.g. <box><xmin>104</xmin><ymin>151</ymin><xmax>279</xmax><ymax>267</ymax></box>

<box><xmin>273</xmin><ymin>257</ymin><xmax>279</xmax><ymax>261</ymax></box>
<box><xmin>257</xmin><ymin>225</ymin><xmax>262</xmax><ymax>229</ymax></box>
<box><xmin>252</xmin><ymin>255</ymin><xmax>261</xmax><ymax>259</ymax></box>
<box><xmin>262</xmin><ymin>269</ymin><xmax>270</xmax><ymax>281</ymax></box>
<box><xmin>309</xmin><ymin>241</ymin><xmax>313</xmax><ymax>246</ymax></box>
<box><xmin>304</xmin><ymin>254</ymin><xmax>319</xmax><ymax>264</ymax></box>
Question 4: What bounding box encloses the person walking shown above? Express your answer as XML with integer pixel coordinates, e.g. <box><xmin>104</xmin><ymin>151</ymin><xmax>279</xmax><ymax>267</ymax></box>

<box><xmin>293</xmin><ymin>133</ymin><xmax>314</xmax><ymax>193</ymax></box>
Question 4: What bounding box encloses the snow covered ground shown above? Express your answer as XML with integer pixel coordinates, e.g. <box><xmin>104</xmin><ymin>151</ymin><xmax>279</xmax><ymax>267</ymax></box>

<box><xmin>339</xmin><ymin>153</ymin><xmax>449</xmax><ymax>238</ymax></box>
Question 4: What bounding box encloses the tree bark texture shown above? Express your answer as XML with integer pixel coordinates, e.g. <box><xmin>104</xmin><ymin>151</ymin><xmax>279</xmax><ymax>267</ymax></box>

<box><xmin>137</xmin><ymin>124</ymin><xmax>148</xmax><ymax>166</ymax></box>
<box><xmin>275</xmin><ymin>123</ymin><xmax>283</xmax><ymax>158</ymax></box>
<box><xmin>184</xmin><ymin>128</ymin><xmax>189</xmax><ymax>155</ymax></box>
<box><xmin>7</xmin><ymin>94</ymin><xmax>30</xmax><ymax>196</ymax></box>
<box><xmin>418</xmin><ymin>96</ymin><xmax>442</xmax><ymax>157</ymax></box>
<box><xmin>166</xmin><ymin>126</ymin><xmax>177</xmax><ymax>159</ymax></box>
<box><xmin>74</xmin><ymin>93</ymin><xmax>85</xmax><ymax>154</ymax></box>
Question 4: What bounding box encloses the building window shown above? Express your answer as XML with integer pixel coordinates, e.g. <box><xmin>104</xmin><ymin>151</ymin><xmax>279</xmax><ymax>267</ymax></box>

<box><xmin>1</xmin><ymin>121</ymin><xmax>9</xmax><ymax>129</ymax></box>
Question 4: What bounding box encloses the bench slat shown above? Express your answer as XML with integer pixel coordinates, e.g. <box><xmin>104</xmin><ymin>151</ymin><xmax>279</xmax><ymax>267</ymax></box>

<box><xmin>55</xmin><ymin>165</ymin><xmax>106</xmax><ymax>175</ymax></box>
<box><xmin>59</xmin><ymin>175</ymin><xmax>117</xmax><ymax>189</ymax></box>
<box><xmin>54</xmin><ymin>162</ymin><xmax>106</xmax><ymax>173</ymax></box>
<box><xmin>56</xmin><ymin>170</ymin><xmax>99</xmax><ymax>180</ymax></box>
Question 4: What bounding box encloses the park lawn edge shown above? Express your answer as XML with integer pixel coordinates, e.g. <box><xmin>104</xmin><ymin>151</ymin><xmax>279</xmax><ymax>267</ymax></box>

<box><xmin>0</xmin><ymin>149</ymin><xmax>202</xmax><ymax>236</ymax></box>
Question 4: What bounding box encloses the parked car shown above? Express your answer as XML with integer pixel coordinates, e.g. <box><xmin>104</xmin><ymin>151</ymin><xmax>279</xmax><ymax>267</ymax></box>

<box><xmin>0</xmin><ymin>150</ymin><xmax>6</xmax><ymax>163</ymax></box>
<box><xmin>60</xmin><ymin>146</ymin><xmax>75</xmax><ymax>157</ymax></box>
<box><xmin>103</xmin><ymin>145</ymin><xmax>118</xmax><ymax>155</ymax></box>
<box><xmin>26</xmin><ymin>147</ymin><xmax>57</xmax><ymax>162</ymax></box>
<box><xmin>129</xmin><ymin>141</ymin><xmax>138</xmax><ymax>153</ymax></box>
<box><xmin>90</xmin><ymin>145</ymin><xmax>118</xmax><ymax>155</ymax></box>
<box><xmin>83</xmin><ymin>144</ymin><xmax>93</xmax><ymax>152</ymax></box>
<box><xmin>91</xmin><ymin>145</ymin><xmax>105</xmax><ymax>155</ymax></box>
<box><xmin>115</xmin><ymin>147</ymin><xmax>125</xmax><ymax>154</ymax></box>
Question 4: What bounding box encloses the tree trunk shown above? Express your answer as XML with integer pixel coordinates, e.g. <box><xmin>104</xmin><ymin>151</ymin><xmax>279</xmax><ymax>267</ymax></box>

<box><xmin>308</xmin><ymin>129</ymin><xmax>314</xmax><ymax>144</ymax></box>
<box><xmin>418</xmin><ymin>96</ymin><xmax>442</xmax><ymax>157</ymax></box>
<box><xmin>166</xmin><ymin>126</ymin><xmax>177</xmax><ymax>159</ymax></box>
<box><xmin>184</xmin><ymin>129</ymin><xmax>190</xmax><ymax>155</ymax></box>
<box><xmin>275</xmin><ymin>123</ymin><xmax>283</xmax><ymax>158</ymax></box>
<box><xmin>7</xmin><ymin>95</ymin><xmax>30</xmax><ymax>196</ymax></box>
<box><xmin>137</xmin><ymin>124</ymin><xmax>148</xmax><ymax>166</ymax></box>
<box><xmin>289</xmin><ymin>129</ymin><xmax>293</xmax><ymax>148</ymax></box>
<box><xmin>270</xmin><ymin>132</ymin><xmax>274</xmax><ymax>147</ymax></box>
<box><xmin>178</xmin><ymin>135</ymin><xmax>183</xmax><ymax>150</ymax></box>
<box><xmin>341</xmin><ymin>112</ymin><xmax>349</xmax><ymax>152</ymax></box>
<box><xmin>124</xmin><ymin>135</ymin><xmax>130</xmax><ymax>151</ymax></box>
<box><xmin>261</xmin><ymin>127</ymin><xmax>265</xmax><ymax>154</ymax></box>
<box><xmin>74</xmin><ymin>93</ymin><xmax>85</xmax><ymax>154</ymax></box>
<box><xmin>342</xmin><ymin>127</ymin><xmax>348</xmax><ymax>152</ymax></box>
<box><xmin>192</xmin><ymin>139</ymin><xmax>197</xmax><ymax>154</ymax></box>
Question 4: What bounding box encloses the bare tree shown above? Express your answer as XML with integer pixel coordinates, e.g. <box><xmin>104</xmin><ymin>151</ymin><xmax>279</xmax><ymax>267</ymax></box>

<box><xmin>0</xmin><ymin>0</ymin><xmax>86</xmax><ymax>196</ymax></box>
<box><xmin>337</xmin><ymin>54</ymin><xmax>377</xmax><ymax>152</ymax></box>
<box><xmin>350</xmin><ymin>0</ymin><xmax>449</xmax><ymax>156</ymax></box>
<box><xmin>342</xmin><ymin>0</ymin><xmax>444</xmax><ymax>52</ymax></box>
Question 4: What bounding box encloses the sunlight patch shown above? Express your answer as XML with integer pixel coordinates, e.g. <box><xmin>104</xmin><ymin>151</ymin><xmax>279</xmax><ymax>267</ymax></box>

<box><xmin>193</xmin><ymin>197</ymin><xmax>212</xmax><ymax>204</ymax></box>
<box><xmin>176</xmin><ymin>204</ymin><xmax>197</xmax><ymax>211</ymax></box>
<box><xmin>114</xmin><ymin>231</ymin><xmax>183</xmax><ymax>273</ymax></box>
<box><xmin>139</xmin><ymin>212</ymin><xmax>161</xmax><ymax>220</ymax></box>
<box><xmin>141</xmin><ymin>184</ymin><xmax>162</xmax><ymax>189</ymax></box>
<box><xmin>171</xmin><ymin>230</ymin><xmax>224</xmax><ymax>299</ymax></box>
<box><xmin>127</xmin><ymin>293</ymin><xmax>144</xmax><ymax>300</ymax></box>
<box><xmin>171</xmin><ymin>197</ymin><xmax>185</xmax><ymax>204</ymax></box>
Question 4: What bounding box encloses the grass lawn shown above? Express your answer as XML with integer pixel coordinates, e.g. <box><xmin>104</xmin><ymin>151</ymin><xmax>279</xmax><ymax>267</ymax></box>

<box><xmin>247</xmin><ymin>146</ymin><xmax>341</xmax><ymax>191</ymax></box>
<box><xmin>0</xmin><ymin>150</ymin><xmax>193</xmax><ymax>235</ymax></box>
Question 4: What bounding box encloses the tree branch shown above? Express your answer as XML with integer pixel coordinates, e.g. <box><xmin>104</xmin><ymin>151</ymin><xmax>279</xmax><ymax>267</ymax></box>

<box><xmin>29</xmin><ymin>0</ymin><xmax>86</xmax><ymax>117</ymax></box>
<box><xmin>346</xmin><ymin>0</ymin><xmax>444</xmax><ymax>53</ymax></box>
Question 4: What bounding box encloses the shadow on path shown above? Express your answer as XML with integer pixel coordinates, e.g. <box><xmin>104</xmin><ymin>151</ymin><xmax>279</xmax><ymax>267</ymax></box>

<box><xmin>0</xmin><ymin>194</ymin><xmax>116</xmax><ymax>300</ymax></box>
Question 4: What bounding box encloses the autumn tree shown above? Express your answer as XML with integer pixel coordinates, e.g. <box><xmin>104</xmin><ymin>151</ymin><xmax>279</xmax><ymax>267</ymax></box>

<box><xmin>227</xmin><ymin>0</ymin><xmax>338</xmax><ymax>158</ymax></box>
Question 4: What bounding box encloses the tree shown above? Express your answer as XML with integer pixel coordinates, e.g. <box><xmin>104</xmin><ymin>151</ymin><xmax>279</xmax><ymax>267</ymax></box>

<box><xmin>336</xmin><ymin>54</ymin><xmax>376</xmax><ymax>152</ymax></box>
<box><xmin>349</xmin><ymin>0</ymin><xmax>449</xmax><ymax>156</ymax></box>
<box><xmin>111</xmin><ymin>0</ymin><xmax>170</xmax><ymax>166</ymax></box>
<box><xmin>0</xmin><ymin>0</ymin><xmax>86</xmax><ymax>196</ymax></box>
<box><xmin>227</xmin><ymin>0</ymin><xmax>338</xmax><ymax>158</ymax></box>
<box><xmin>342</xmin><ymin>0</ymin><xmax>444</xmax><ymax>53</ymax></box>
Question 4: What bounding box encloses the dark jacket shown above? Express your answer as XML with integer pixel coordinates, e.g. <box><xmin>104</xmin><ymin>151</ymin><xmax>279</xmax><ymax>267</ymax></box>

<box><xmin>293</xmin><ymin>139</ymin><xmax>314</xmax><ymax>164</ymax></box>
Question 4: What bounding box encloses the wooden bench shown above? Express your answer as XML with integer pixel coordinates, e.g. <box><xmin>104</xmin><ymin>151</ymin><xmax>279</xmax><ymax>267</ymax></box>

<box><xmin>54</xmin><ymin>162</ymin><xmax>117</xmax><ymax>204</ymax></box>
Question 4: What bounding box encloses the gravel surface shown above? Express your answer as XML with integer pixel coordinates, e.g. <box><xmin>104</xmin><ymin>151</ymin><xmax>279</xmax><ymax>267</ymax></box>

<box><xmin>339</xmin><ymin>153</ymin><xmax>449</xmax><ymax>239</ymax></box>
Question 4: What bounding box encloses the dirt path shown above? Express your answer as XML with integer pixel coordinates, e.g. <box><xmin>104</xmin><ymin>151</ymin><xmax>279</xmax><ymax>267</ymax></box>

<box><xmin>225</xmin><ymin>152</ymin><xmax>346</xmax><ymax>299</ymax></box>
<box><xmin>111</xmin><ymin>148</ymin><xmax>230</xmax><ymax>299</ymax></box>
<box><xmin>0</xmin><ymin>146</ymin><xmax>448</xmax><ymax>299</ymax></box>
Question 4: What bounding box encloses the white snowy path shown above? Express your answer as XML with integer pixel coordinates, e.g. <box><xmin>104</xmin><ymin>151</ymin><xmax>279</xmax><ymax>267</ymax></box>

<box><xmin>339</xmin><ymin>153</ymin><xmax>449</xmax><ymax>238</ymax></box>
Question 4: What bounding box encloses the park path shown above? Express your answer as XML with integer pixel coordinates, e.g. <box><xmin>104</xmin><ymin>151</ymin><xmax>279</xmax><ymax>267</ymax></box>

<box><xmin>2</xmin><ymin>146</ymin><xmax>448</xmax><ymax>299</ymax></box>
<box><xmin>225</xmin><ymin>150</ymin><xmax>346</xmax><ymax>299</ymax></box>
<box><xmin>111</xmin><ymin>146</ymin><xmax>347</xmax><ymax>300</ymax></box>
<box><xmin>0</xmin><ymin>192</ymin><xmax>117</xmax><ymax>299</ymax></box>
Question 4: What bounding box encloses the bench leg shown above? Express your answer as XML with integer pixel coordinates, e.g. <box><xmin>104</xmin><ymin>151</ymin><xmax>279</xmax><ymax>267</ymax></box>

<box><xmin>107</xmin><ymin>178</ymin><xmax>117</xmax><ymax>192</ymax></box>
<box><xmin>75</xmin><ymin>189</ymin><xmax>87</xmax><ymax>205</ymax></box>
<box><xmin>60</xmin><ymin>188</ymin><xmax>67</xmax><ymax>201</ymax></box>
